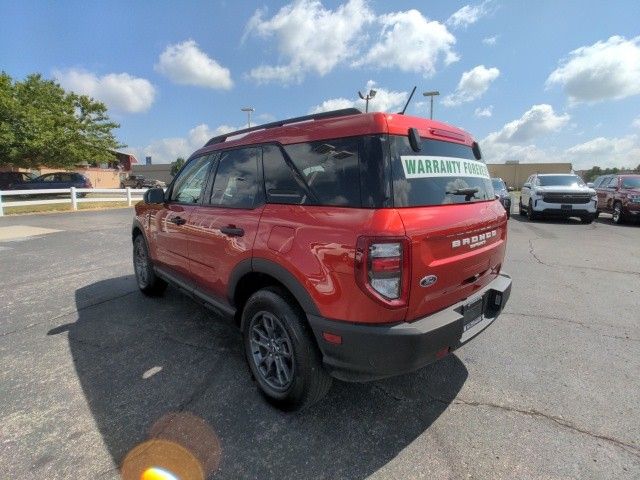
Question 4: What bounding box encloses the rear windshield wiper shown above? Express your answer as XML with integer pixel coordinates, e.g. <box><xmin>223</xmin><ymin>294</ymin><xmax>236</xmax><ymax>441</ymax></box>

<box><xmin>446</xmin><ymin>187</ymin><xmax>479</xmax><ymax>201</ymax></box>
<box><xmin>446</xmin><ymin>187</ymin><xmax>479</xmax><ymax>195</ymax></box>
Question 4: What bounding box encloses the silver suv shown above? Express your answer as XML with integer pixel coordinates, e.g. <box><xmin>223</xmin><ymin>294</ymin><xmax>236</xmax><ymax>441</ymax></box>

<box><xmin>519</xmin><ymin>174</ymin><xmax>597</xmax><ymax>223</ymax></box>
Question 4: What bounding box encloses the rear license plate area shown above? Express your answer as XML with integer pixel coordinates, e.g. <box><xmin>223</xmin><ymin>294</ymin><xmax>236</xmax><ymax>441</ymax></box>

<box><xmin>463</xmin><ymin>296</ymin><xmax>484</xmax><ymax>332</ymax></box>
<box><xmin>561</xmin><ymin>204</ymin><xmax>572</xmax><ymax>210</ymax></box>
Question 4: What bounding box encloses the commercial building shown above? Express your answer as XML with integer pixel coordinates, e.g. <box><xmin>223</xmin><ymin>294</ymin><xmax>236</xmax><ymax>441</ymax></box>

<box><xmin>487</xmin><ymin>162</ymin><xmax>573</xmax><ymax>189</ymax></box>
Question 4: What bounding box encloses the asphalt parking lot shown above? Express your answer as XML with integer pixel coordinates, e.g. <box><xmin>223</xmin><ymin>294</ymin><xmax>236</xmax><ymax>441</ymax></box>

<box><xmin>1</xmin><ymin>207</ymin><xmax>639</xmax><ymax>479</ymax></box>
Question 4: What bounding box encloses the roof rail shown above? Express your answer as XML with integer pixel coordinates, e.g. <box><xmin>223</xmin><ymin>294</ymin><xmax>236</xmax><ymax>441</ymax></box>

<box><xmin>204</xmin><ymin>108</ymin><xmax>362</xmax><ymax>147</ymax></box>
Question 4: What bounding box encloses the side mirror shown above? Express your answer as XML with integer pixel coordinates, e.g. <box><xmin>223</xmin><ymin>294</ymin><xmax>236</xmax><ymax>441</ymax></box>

<box><xmin>587</xmin><ymin>182</ymin><xmax>594</xmax><ymax>188</ymax></box>
<box><xmin>495</xmin><ymin>194</ymin><xmax>501</xmax><ymax>200</ymax></box>
<box><xmin>144</xmin><ymin>187</ymin><xmax>165</xmax><ymax>204</ymax></box>
<box><xmin>523</xmin><ymin>183</ymin><xmax>531</xmax><ymax>188</ymax></box>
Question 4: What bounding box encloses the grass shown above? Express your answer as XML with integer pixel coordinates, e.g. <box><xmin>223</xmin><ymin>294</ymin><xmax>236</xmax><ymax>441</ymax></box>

<box><xmin>3</xmin><ymin>201</ymin><xmax>132</xmax><ymax>215</ymax></box>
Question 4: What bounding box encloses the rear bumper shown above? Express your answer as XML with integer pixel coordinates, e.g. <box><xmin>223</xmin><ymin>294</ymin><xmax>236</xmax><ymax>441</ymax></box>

<box><xmin>308</xmin><ymin>273</ymin><xmax>512</xmax><ymax>382</ymax></box>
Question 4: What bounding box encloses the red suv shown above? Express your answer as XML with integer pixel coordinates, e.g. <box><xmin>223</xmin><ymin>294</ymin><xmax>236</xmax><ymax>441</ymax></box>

<box><xmin>132</xmin><ymin>109</ymin><xmax>511</xmax><ymax>409</ymax></box>
<box><xmin>593</xmin><ymin>174</ymin><xmax>640</xmax><ymax>224</ymax></box>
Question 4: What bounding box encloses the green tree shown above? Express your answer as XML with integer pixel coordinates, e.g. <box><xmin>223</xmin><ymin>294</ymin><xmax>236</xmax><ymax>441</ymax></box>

<box><xmin>170</xmin><ymin>157</ymin><xmax>185</xmax><ymax>177</ymax></box>
<box><xmin>0</xmin><ymin>72</ymin><xmax>123</xmax><ymax>169</ymax></box>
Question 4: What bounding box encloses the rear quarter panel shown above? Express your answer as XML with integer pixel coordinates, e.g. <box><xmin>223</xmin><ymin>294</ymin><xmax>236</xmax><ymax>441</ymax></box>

<box><xmin>254</xmin><ymin>205</ymin><xmax>408</xmax><ymax>323</ymax></box>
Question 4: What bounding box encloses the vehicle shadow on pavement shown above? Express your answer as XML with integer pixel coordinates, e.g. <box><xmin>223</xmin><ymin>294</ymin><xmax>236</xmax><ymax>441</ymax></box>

<box><xmin>52</xmin><ymin>275</ymin><xmax>468</xmax><ymax>480</ymax></box>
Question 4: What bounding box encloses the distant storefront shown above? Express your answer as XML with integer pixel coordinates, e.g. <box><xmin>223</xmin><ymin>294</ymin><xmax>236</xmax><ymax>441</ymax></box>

<box><xmin>487</xmin><ymin>163</ymin><xmax>573</xmax><ymax>189</ymax></box>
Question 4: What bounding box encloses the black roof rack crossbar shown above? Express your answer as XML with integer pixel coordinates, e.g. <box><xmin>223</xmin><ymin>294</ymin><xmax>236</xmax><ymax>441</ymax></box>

<box><xmin>204</xmin><ymin>108</ymin><xmax>362</xmax><ymax>146</ymax></box>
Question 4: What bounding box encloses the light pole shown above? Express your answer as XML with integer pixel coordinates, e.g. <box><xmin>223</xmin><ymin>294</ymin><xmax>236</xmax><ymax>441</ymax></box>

<box><xmin>241</xmin><ymin>107</ymin><xmax>254</xmax><ymax>127</ymax></box>
<box><xmin>422</xmin><ymin>91</ymin><xmax>440</xmax><ymax>119</ymax></box>
<box><xmin>358</xmin><ymin>89</ymin><xmax>377</xmax><ymax>113</ymax></box>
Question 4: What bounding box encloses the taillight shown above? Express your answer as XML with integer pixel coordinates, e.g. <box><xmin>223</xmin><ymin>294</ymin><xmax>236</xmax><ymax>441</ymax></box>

<box><xmin>355</xmin><ymin>236</ymin><xmax>411</xmax><ymax>308</ymax></box>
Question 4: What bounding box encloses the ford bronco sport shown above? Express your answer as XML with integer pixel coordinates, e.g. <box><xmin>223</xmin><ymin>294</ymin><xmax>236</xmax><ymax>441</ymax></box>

<box><xmin>132</xmin><ymin>108</ymin><xmax>512</xmax><ymax>409</ymax></box>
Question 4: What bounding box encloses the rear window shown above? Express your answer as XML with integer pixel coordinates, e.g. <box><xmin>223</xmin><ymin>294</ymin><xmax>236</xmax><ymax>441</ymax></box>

<box><xmin>283</xmin><ymin>137</ymin><xmax>361</xmax><ymax>207</ymax></box>
<box><xmin>390</xmin><ymin>136</ymin><xmax>494</xmax><ymax>207</ymax></box>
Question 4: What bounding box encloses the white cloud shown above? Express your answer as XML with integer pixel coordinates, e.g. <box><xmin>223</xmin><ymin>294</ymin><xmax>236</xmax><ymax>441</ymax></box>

<box><xmin>482</xmin><ymin>35</ymin><xmax>498</xmax><ymax>46</ymax></box>
<box><xmin>245</xmin><ymin>0</ymin><xmax>374</xmax><ymax>84</ymax></box>
<box><xmin>564</xmin><ymin>135</ymin><xmax>640</xmax><ymax>169</ymax></box>
<box><xmin>309</xmin><ymin>81</ymin><xmax>407</xmax><ymax>113</ymax></box>
<box><xmin>447</xmin><ymin>1</ymin><xmax>491</xmax><ymax>28</ymax></box>
<box><xmin>54</xmin><ymin>69</ymin><xmax>156</xmax><ymax>113</ymax></box>
<box><xmin>485</xmin><ymin>104</ymin><xmax>570</xmax><ymax>144</ymax></box>
<box><xmin>156</xmin><ymin>40</ymin><xmax>233</xmax><ymax>89</ymax></box>
<box><xmin>481</xmin><ymin>104</ymin><xmax>570</xmax><ymax>162</ymax></box>
<box><xmin>442</xmin><ymin>65</ymin><xmax>499</xmax><ymax>106</ymax></box>
<box><xmin>632</xmin><ymin>117</ymin><xmax>640</xmax><ymax>129</ymax></box>
<box><xmin>355</xmin><ymin>9</ymin><xmax>458</xmax><ymax>77</ymax></box>
<box><xmin>546</xmin><ymin>35</ymin><xmax>640</xmax><ymax>103</ymax></box>
<box><xmin>137</xmin><ymin>124</ymin><xmax>239</xmax><ymax>164</ymax></box>
<box><xmin>475</xmin><ymin>105</ymin><xmax>493</xmax><ymax>117</ymax></box>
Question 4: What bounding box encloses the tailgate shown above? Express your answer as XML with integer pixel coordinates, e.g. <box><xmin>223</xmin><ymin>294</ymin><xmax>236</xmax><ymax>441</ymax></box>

<box><xmin>398</xmin><ymin>201</ymin><xmax>507</xmax><ymax>321</ymax></box>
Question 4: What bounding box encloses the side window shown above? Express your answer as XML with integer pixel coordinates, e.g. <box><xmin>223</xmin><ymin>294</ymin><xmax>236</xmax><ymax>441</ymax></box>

<box><xmin>170</xmin><ymin>155</ymin><xmax>212</xmax><ymax>203</ymax></box>
<box><xmin>608</xmin><ymin>177</ymin><xmax>619</xmax><ymax>188</ymax></box>
<box><xmin>262</xmin><ymin>144</ymin><xmax>306</xmax><ymax>205</ymax></box>
<box><xmin>209</xmin><ymin>148</ymin><xmax>259</xmax><ymax>209</ymax></box>
<box><xmin>283</xmin><ymin>138</ymin><xmax>361</xmax><ymax>207</ymax></box>
<box><xmin>41</xmin><ymin>174</ymin><xmax>56</xmax><ymax>183</ymax></box>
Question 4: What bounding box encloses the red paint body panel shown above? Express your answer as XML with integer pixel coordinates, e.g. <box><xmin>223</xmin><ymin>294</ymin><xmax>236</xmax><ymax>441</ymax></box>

<box><xmin>254</xmin><ymin>204</ymin><xmax>407</xmax><ymax>323</ymax></box>
<box><xmin>188</xmin><ymin>205</ymin><xmax>263</xmax><ymax>301</ymax></box>
<box><xmin>397</xmin><ymin>200</ymin><xmax>507</xmax><ymax>320</ymax></box>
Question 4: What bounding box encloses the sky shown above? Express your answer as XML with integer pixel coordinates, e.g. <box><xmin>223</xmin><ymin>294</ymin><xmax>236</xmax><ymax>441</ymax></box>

<box><xmin>1</xmin><ymin>0</ymin><xmax>640</xmax><ymax>169</ymax></box>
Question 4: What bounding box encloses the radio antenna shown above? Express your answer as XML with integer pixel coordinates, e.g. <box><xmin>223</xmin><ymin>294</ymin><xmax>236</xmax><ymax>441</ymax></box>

<box><xmin>398</xmin><ymin>86</ymin><xmax>417</xmax><ymax>115</ymax></box>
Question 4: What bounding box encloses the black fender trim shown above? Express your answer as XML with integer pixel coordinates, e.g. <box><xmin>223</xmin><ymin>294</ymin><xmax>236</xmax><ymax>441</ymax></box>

<box><xmin>131</xmin><ymin>218</ymin><xmax>146</xmax><ymax>239</ymax></box>
<box><xmin>228</xmin><ymin>258</ymin><xmax>321</xmax><ymax>317</ymax></box>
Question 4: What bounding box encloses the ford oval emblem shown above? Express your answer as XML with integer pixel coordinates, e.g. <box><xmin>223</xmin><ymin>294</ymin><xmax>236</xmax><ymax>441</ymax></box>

<box><xmin>420</xmin><ymin>275</ymin><xmax>438</xmax><ymax>288</ymax></box>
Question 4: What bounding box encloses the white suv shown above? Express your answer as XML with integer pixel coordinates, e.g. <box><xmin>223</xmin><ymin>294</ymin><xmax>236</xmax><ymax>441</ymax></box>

<box><xmin>519</xmin><ymin>174</ymin><xmax>597</xmax><ymax>223</ymax></box>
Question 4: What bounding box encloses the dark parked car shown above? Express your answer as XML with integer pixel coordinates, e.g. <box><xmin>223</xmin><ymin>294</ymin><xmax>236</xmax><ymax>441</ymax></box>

<box><xmin>0</xmin><ymin>171</ymin><xmax>37</xmax><ymax>189</ymax></box>
<box><xmin>594</xmin><ymin>174</ymin><xmax>640</xmax><ymax>224</ymax></box>
<box><xmin>491</xmin><ymin>177</ymin><xmax>511</xmax><ymax>218</ymax></box>
<box><xmin>7</xmin><ymin>172</ymin><xmax>92</xmax><ymax>196</ymax></box>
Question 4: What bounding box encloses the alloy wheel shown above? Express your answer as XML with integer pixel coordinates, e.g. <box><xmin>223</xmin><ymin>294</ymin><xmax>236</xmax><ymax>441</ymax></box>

<box><xmin>249</xmin><ymin>311</ymin><xmax>295</xmax><ymax>392</ymax></box>
<box><xmin>613</xmin><ymin>204</ymin><xmax>621</xmax><ymax>223</ymax></box>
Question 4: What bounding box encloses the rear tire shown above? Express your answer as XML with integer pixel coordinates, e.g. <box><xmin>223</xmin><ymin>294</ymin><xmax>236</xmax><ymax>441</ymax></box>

<box><xmin>242</xmin><ymin>287</ymin><xmax>332</xmax><ymax>410</ymax></box>
<box><xmin>133</xmin><ymin>234</ymin><xmax>167</xmax><ymax>296</ymax></box>
<box><xmin>612</xmin><ymin>202</ymin><xmax>625</xmax><ymax>224</ymax></box>
<box><xmin>581</xmin><ymin>215</ymin><xmax>594</xmax><ymax>224</ymax></box>
<box><xmin>518</xmin><ymin>198</ymin><xmax>526</xmax><ymax>216</ymax></box>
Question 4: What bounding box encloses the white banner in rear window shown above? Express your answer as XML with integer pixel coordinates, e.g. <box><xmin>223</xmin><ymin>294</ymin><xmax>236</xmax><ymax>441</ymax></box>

<box><xmin>400</xmin><ymin>156</ymin><xmax>490</xmax><ymax>179</ymax></box>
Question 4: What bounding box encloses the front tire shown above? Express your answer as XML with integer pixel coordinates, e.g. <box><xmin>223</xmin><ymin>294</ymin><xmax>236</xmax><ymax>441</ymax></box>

<box><xmin>242</xmin><ymin>287</ymin><xmax>332</xmax><ymax>410</ymax></box>
<box><xmin>518</xmin><ymin>198</ymin><xmax>526</xmax><ymax>216</ymax></box>
<box><xmin>612</xmin><ymin>202</ymin><xmax>625</xmax><ymax>224</ymax></box>
<box><xmin>133</xmin><ymin>234</ymin><xmax>167</xmax><ymax>296</ymax></box>
<box><xmin>581</xmin><ymin>215</ymin><xmax>594</xmax><ymax>224</ymax></box>
<box><xmin>527</xmin><ymin>199</ymin><xmax>538</xmax><ymax>221</ymax></box>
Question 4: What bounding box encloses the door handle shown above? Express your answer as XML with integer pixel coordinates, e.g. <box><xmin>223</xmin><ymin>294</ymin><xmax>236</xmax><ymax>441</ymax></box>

<box><xmin>220</xmin><ymin>225</ymin><xmax>245</xmax><ymax>237</ymax></box>
<box><xmin>169</xmin><ymin>216</ymin><xmax>186</xmax><ymax>225</ymax></box>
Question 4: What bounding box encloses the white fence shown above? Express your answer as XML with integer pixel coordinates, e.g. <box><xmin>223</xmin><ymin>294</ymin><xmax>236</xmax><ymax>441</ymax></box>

<box><xmin>0</xmin><ymin>187</ymin><xmax>148</xmax><ymax>216</ymax></box>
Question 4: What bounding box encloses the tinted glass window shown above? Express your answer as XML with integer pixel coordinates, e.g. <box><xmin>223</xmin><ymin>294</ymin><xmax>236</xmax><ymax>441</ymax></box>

<box><xmin>491</xmin><ymin>178</ymin><xmax>506</xmax><ymax>190</ymax></box>
<box><xmin>607</xmin><ymin>177</ymin><xmax>619</xmax><ymax>187</ymax></box>
<box><xmin>592</xmin><ymin>176</ymin><xmax>606</xmax><ymax>187</ymax></box>
<box><xmin>621</xmin><ymin>177</ymin><xmax>640</xmax><ymax>188</ymax></box>
<box><xmin>262</xmin><ymin>145</ymin><xmax>306</xmax><ymax>205</ymax></box>
<box><xmin>170</xmin><ymin>155</ymin><xmax>212</xmax><ymax>203</ymax></box>
<box><xmin>209</xmin><ymin>148</ymin><xmax>259</xmax><ymax>209</ymax></box>
<box><xmin>38</xmin><ymin>174</ymin><xmax>56</xmax><ymax>182</ymax></box>
<box><xmin>537</xmin><ymin>175</ymin><xmax>585</xmax><ymax>187</ymax></box>
<box><xmin>390</xmin><ymin>136</ymin><xmax>494</xmax><ymax>207</ymax></box>
<box><xmin>283</xmin><ymin>138</ymin><xmax>361</xmax><ymax>207</ymax></box>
